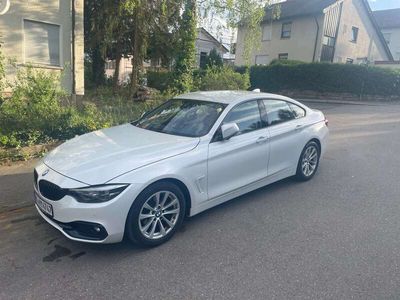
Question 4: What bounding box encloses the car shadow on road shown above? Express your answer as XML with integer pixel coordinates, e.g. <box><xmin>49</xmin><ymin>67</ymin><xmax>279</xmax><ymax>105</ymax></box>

<box><xmin>69</xmin><ymin>178</ymin><xmax>302</xmax><ymax>256</ymax></box>
<box><xmin>1</xmin><ymin>168</ymin><xmax>306</xmax><ymax>263</ymax></box>
<box><xmin>186</xmin><ymin>177</ymin><xmax>299</xmax><ymax>225</ymax></box>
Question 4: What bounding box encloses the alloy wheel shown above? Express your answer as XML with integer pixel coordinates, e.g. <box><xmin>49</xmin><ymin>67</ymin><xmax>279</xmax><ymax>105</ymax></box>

<box><xmin>138</xmin><ymin>191</ymin><xmax>180</xmax><ymax>240</ymax></box>
<box><xmin>301</xmin><ymin>145</ymin><xmax>318</xmax><ymax>177</ymax></box>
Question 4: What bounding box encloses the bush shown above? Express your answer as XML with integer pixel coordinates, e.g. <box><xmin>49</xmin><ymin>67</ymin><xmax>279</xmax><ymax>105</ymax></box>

<box><xmin>0</xmin><ymin>68</ymin><xmax>67</xmax><ymax>146</ymax></box>
<box><xmin>250</xmin><ymin>62</ymin><xmax>400</xmax><ymax>96</ymax></box>
<box><xmin>147</xmin><ymin>67</ymin><xmax>251</xmax><ymax>93</ymax></box>
<box><xmin>0</xmin><ymin>67</ymin><xmax>109</xmax><ymax>148</ymax></box>
<box><xmin>200</xmin><ymin>67</ymin><xmax>250</xmax><ymax>91</ymax></box>
<box><xmin>202</xmin><ymin>48</ymin><xmax>223</xmax><ymax>69</ymax></box>
<box><xmin>55</xmin><ymin>103</ymin><xmax>111</xmax><ymax>140</ymax></box>
<box><xmin>99</xmin><ymin>100</ymin><xmax>163</xmax><ymax>124</ymax></box>
<box><xmin>146</xmin><ymin>71</ymin><xmax>173</xmax><ymax>92</ymax></box>
<box><xmin>234</xmin><ymin>66</ymin><xmax>249</xmax><ymax>75</ymax></box>
<box><xmin>0</xmin><ymin>46</ymin><xmax>5</xmax><ymax>99</ymax></box>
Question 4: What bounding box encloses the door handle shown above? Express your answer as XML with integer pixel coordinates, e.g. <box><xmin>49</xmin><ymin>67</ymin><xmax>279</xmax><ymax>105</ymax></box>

<box><xmin>295</xmin><ymin>125</ymin><xmax>304</xmax><ymax>131</ymax></box>
<box><xmin>256</xmin><ymin>136</ymin><xmax>269</xmax><ymax>144</ymax></box>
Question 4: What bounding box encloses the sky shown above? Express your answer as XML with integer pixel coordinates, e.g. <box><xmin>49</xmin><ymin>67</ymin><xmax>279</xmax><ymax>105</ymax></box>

<box><xmin>368</xmin><ymin>0</ymin><xmax>400</xmax><ymax>10</ymax></box>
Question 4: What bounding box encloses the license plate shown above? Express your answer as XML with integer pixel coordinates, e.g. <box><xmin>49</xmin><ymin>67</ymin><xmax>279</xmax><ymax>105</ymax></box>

<box><xmin>35</xmin><ymin>192</ymin><xmax>53</xmax><ymax>217</ymax></box>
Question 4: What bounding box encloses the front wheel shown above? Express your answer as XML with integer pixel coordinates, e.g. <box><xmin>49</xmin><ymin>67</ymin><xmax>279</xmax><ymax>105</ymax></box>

<box><xmin>125</xmin><ymin>182</ymin><xmax>186</xmax><ymax>247</ymax></box>
<box><xmin>295</xmin><ymin>141</ymin><xmax>320</xmax><ymax>181</ymax></box>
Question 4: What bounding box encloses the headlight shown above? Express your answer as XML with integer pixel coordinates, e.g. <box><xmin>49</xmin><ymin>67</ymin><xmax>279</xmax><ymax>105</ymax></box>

<box><xmin>68</xmin><ymin>184</ymin><xmax>128</xmax><ymax>203</ymax></box>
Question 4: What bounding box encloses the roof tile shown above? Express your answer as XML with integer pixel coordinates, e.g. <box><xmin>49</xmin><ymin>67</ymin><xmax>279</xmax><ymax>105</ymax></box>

<box><xmin>373</xmin><ymin>8</ymin><xmax>400</xmax><ymax>29</ymax></box>
<box><xmin>264</xmin><ymin>0</ymin><xmax>339</xmax><ymax>21</ymax></box>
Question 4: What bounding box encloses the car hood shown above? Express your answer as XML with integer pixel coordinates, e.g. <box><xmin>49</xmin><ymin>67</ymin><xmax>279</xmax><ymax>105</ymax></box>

<box><xmin>44</xmin><ymin>124</ymin><xmax>200</xmax><ymax>185</ymax></box>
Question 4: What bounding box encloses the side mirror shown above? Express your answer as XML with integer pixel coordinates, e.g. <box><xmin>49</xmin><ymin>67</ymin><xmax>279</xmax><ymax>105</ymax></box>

<box><xmin>221</xmin><ymin>123</ymin><xmax>240</xmax><ymax>140</ymax></box>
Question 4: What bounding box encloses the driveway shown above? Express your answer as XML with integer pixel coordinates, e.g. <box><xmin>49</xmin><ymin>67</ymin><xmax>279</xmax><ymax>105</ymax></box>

<box><xmin>1</xmin><ymin>101</ymin><xmax>400</xmax><ymax>299</ymax></box>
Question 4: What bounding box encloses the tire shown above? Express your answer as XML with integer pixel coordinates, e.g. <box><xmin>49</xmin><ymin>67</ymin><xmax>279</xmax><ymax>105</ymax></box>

<box><xmin>295</xmin><ymin>141</ymin><xmax>320</xmax><ymax>181</ymax></box>
<box><xmin>125</xmin><ymin>181</ymin><xmax>186</xmax><ymax>247</ymax></box>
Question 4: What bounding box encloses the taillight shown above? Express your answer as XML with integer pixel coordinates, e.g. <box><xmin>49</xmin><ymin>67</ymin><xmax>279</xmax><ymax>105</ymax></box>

<box><xmin>324</xmin><ymin>118</ymin><xmax>329</xmax><ymax>127</ymax></box>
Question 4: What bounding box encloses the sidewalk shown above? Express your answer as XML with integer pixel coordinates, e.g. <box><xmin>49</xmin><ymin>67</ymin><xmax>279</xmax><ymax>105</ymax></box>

<box><xmin>0</xmin><ymin>159</ymin><xmax>38</xmax><ymax>213</ymax></box>
<box><xmin>296</xmin><ymin>98</ymin><xmax>398</xmax><ymax>106</ymax></box>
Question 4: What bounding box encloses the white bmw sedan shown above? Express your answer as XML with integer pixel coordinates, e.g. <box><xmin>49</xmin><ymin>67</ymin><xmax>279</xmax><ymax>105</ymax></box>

<box><xmin>33</xmin><ymin>91</ymin><xmax>329</xmax><ymax>246</ymax></box>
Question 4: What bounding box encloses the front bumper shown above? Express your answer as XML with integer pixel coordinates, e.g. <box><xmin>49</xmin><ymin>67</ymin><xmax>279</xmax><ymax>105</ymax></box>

<box><xmin>35</xmin><ymin>205</ymin><xmax>110</xmax><ymax>243</ymax></box>
<box><xmin>33</xmin><ymin>164</ymin><xmax>141</xmax><ymax>244</ymax></box>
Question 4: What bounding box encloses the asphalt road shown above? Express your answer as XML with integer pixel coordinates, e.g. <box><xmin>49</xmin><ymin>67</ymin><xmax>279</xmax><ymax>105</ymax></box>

<box><xmin>1</xmin><ymin>101</ymin><xmax>400</xmax><ymax>299</ymax></box>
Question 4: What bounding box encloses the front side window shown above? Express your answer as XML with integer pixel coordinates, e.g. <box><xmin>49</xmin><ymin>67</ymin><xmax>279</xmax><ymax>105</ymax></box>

<box><xmin>255</xmin><ymin>55</ymin><xmax>269</xmax><ymax>65</ymax></box>
<box><xmin>279</xmin><ymin>53</ymin><xmax>288</xmax><ymax>60</ymax></box>
<box><xmin>351</xmin><ymin>26</ymin><xmax>359</xmax><ymax>42</ymax></box>
<box><xmin>133</xmin><ymin>99</ymin><xmax>226</xmax><ymax>137</ymax></box>
<box><xmin>281</xmin><ymin>22</ymin><xmax>292</xmax><ymax>39</ymax></box>
<box><xmin>263</xmin><ymin>100</ymin><xmax>295</xmax><ymax>126</ymax></box>
<box><xmin>223</xmin><ymin>100</ymin><xmax>263</xmax><ymax>135</ymax></box>
<box><xmin>262</xmin><ymin>24</ymin><xmax>272</xmax><ymax>41</ymax></box>
<box><xmin>23</xmin><ymin>20</ymin><xmax>60</xmax><ymax>66</ymax></box>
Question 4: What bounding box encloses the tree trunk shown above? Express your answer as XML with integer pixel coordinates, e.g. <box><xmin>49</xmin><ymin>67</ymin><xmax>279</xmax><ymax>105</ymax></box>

<box><xmin>113</xmin><ymin>53</ymin><xmax>122</xmax><ymax>93</ymax></box>
<box><xmin>130</xmin><ymin>4</ymin><xmax>141</xmax><ymax>97</ymax></box>
<box><xmin>92</xmin><ymin>47</ymin><xmax>105</xmax><ymax>86</ymax></box>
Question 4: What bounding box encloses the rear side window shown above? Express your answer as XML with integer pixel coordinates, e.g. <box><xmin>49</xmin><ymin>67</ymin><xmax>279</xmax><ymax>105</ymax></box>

<box><xmin>288</xmin><ymin>103</ymin><xmax>306</xmax><ymax>118</ymax></box>
<box><xmin>223</xmin><ymin>100</ymin><xmax>263</xmax><ymax>135</ymax></box>
<box><xmin>263</xmin><ymin>100</ymin><xmax>295</xmax><ymax>126</ymax></box>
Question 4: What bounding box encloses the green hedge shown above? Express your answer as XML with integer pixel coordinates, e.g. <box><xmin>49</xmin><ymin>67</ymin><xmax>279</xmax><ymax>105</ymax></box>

<box><xmin>147</xmin><ymin>67</ymin><xmax>250</xmax><ymax>92</ymax></box>
<box><xmin>269</xmin><ymin>59</ymin><xmax>304</xmax><ymax>66</ymax></box>
<box><xmin>250</xmin><ymin>62</ymin><xmax>400</xmax><ymax>96</ymax></box>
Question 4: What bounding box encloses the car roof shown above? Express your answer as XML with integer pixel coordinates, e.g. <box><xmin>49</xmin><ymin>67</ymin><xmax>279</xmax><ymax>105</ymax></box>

<box><xmin>174</xmin><ymin>90</ymin><xmax>294</xmax><ymax>105</ymax></box>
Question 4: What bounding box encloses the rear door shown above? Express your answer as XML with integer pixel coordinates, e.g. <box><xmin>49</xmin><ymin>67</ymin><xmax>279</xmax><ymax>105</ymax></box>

<box><xmin>207</xmin><ymin>100</ymin><xmax>269</xmax><ymax>200</ymax></box>
<box><xmin>262</xmin><ymin>99</ymin><xmax>308</xmax><ymax>175</ymax></box>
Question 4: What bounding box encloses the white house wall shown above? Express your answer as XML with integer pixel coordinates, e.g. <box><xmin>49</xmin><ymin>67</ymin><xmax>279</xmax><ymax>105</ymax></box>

<box><xmin>235</xmin><ymin>0</ymin><xmax>390</xmax><ymax>66</ymax></box>
<box><xmin>235</xmin><ymin>15</ymin><xmax>325</xmax><ymax>66</ymax></box>
<box><xmin>381</xmin><ymin>28</ymin><xmax>400</xmax><ymax>60</ymax></box>
<box><xmin>333</xmin><ymin>0</ymin><xmax>390</xmax><ymax>63</ymax></box>
<box><xmin>0</xmin><ymin>0</ymin><xmax>84</xmax><ymax>95</ymax></box>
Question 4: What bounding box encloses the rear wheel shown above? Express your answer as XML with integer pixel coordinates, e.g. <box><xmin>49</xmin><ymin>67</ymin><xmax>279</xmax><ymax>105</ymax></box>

<box><xmin>126</xmin><ymin>182</ymin><xmax>186</xmax><ymax>247</ymax></box>
<box><xmin>295</xmin><ymin>141</ymin><xmax>320</xmax><ymax>181</ymax></box>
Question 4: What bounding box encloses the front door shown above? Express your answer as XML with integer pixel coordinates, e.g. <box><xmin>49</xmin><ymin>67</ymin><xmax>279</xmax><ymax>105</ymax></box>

<box><xmin>207</xmin><ymin>100</ymin><xmax>269</xmax><ymax>200</ymax></box>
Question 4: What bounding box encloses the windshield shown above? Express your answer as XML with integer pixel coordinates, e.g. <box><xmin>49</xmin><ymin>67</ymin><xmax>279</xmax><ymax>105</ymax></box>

<box><xmin>133</xmin><ymin>99</ymin><xmax>226</xmax><ymax>137</ymax></box>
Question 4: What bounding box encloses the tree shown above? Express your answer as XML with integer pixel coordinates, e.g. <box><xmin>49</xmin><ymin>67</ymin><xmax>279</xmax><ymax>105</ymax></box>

<box><xmin>198</xmin><ymin>0</ymin><xmax>276</xmax><ymax>64</ymax></box>
<box><xmin>84</xmin><ymin>0</ymin><xmax>128</xmax><ymax>87</ymax></box>
<box><xmin>83</xmin><ymin>0</ymin><xmax>274</xmax><ymax>91</ymax></box>
<box><xmin>171</xmin><ymin>0</ymin><xmax>197</xmax><ymax>93</ymax></box>
<box><xmin>122</xmin><ymin>0</ymin><xmax>185</xmax><ymax>94</ymax></box>
<box><xmin>204</xmin><ymin>48</ymin><xmax>223</xmax><ymax>69</ymax></box>
<box><xmin>84</xmin><ymin>0</ymin><xmax>107</xmax><ymax>86</ymax></box>
<box><xmin>0</xmin><ymin>41</ymin><xmax>5</xmax><ymax>100</ymax></box>
<box><xmin>147</xmin><ymin>0</ymin><xmax>183</xmax><ymax>69</ymax></box>
<box><xmin>105</xmin><ymin>5</ymin><xmax>135</xmax><ymax>90</ymax></box>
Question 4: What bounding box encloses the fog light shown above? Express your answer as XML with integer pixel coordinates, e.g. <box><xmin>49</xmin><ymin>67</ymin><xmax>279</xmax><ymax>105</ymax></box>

<box><xmin>58</xmin><ymin>221</ymin><xmax>108</xmax><ymax>241</ymax></box>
